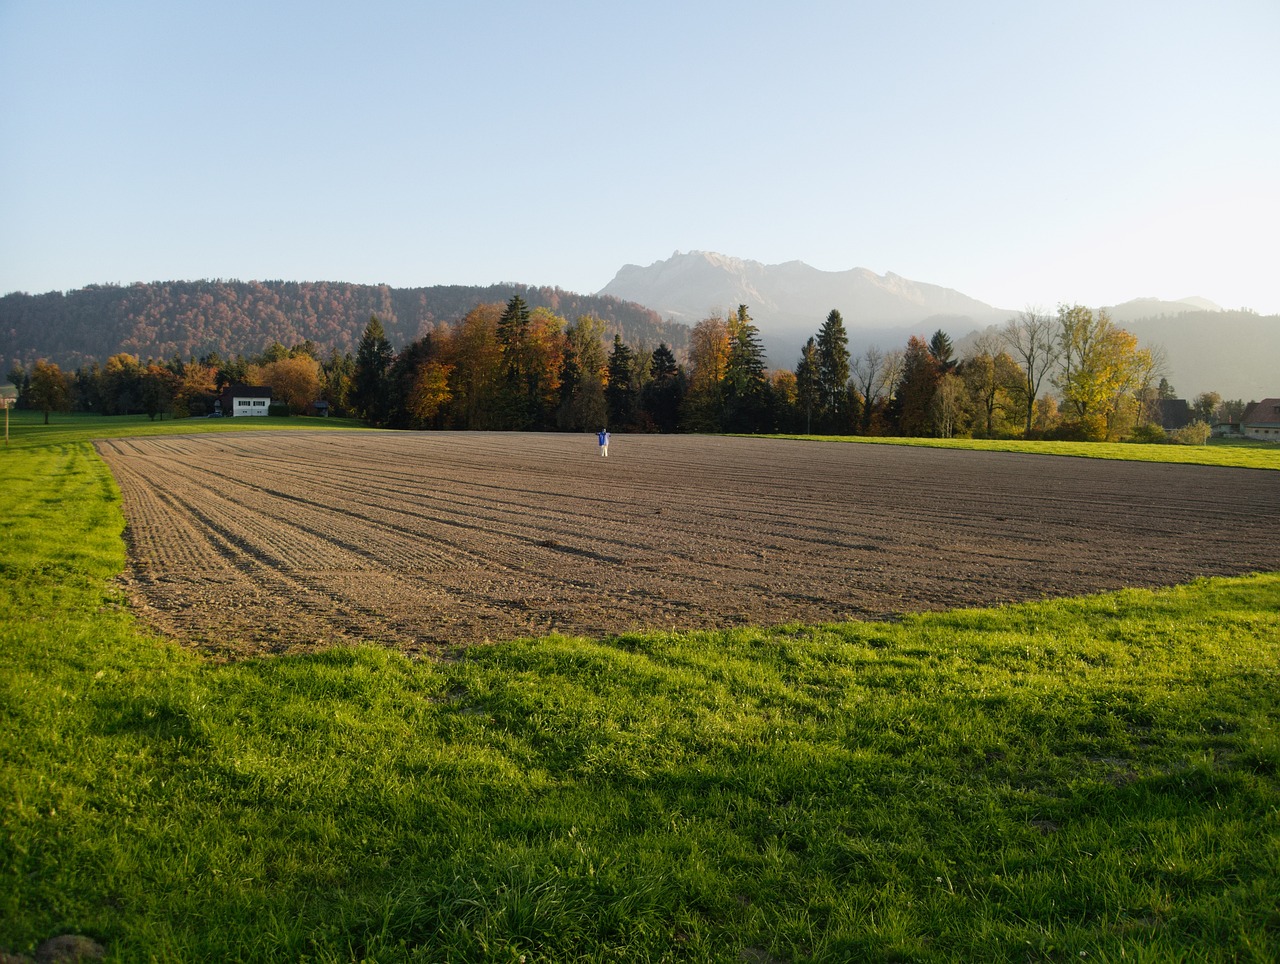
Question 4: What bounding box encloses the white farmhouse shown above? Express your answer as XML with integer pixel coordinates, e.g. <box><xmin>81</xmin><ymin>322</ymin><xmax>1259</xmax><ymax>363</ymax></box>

<box><xmin>1241</xmin><ymin>398</ymin><xmax>1280</xmax><ymax>441</ymax></box>
<box><xmin>216</xmin><ymin>384</ymin><xmax>273</xmax><ymax>417</ymax></box>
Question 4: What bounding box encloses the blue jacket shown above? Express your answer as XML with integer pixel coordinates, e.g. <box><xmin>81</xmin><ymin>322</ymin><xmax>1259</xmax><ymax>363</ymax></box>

<box><xmin>597</xmin><ymin>430</ymin><xmax>609</xmax><ymax>445</ymax></box>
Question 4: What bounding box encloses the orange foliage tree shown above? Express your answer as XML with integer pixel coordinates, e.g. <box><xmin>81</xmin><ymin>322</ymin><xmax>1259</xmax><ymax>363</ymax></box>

<box><xmin>448</xmin><ymin>304</ymin><xmax>504</xmax><ymax>429</ymax></box>
<box><xmin>407</xmin><ymin>360</ymin><xmax>455</xmax><ymax>425</ymax></box>
<box><xmin>257</xmin><ymin>355</ymin><xmax>321</xmax><ymax>413</ymax></box>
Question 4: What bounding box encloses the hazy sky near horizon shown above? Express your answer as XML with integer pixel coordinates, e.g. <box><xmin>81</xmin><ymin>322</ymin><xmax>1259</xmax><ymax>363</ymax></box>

<box><xmin>2</xmin><ymin>1</ymin><xmax>1277</xmax><ymax>314</ymax></box>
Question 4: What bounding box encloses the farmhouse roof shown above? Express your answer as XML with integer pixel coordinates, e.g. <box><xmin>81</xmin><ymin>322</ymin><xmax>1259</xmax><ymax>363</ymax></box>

<box><xmin>1157</xmin><ymin>398</ymin><xmax>1193</xmax><ymax>430</ymax></box>
<box><xmin>223</xmin><ymin>384</ymin><xmax>274</xmax><ymax>398</ymax></box>
<box><xmin>1242</xmin><ymin>398</ymin><xmax>1280</xmax><ymax>427</ymax></box>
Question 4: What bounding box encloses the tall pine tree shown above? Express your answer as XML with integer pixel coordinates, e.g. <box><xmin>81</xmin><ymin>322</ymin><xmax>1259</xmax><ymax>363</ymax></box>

<box><xmin>605</xmin><ymin>334</ymin><xmax>638</xmax><ymax>429</ymax></box>
<box><xmin>816</xmin><ymin>309</ymin><xmax>850</xmax><ymax>431</ymax></box>
<box><xmin>640</xmin><ymin>342</ymin><xmax>684</xmax><ymax>432</ymax></box>
<box><xmin>795</xmin><ymin>336</ymin><xmax>821</xmax><ymax>435</ymax></box>
<box><xmin>351</xmin><ymin>316</ymin><xmax>393</xmax><ymax>424</ymax></box>
<box><xmin>724</xmin><ymin>305</ymin><xmax>768</xmax><ymax>432</ymax></box>
<box><xmin>495</xmin><ymin>295</ymin><xmax>533</xmax><ymax>428</ymax></box>
<box><xmin>928</xmin><ymin>329</ymin><xmax>956</xmax><ymax>374</ymax></box>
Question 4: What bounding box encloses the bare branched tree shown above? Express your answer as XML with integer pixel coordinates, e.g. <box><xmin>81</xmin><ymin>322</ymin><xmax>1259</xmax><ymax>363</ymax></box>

<box><xmin>1132</xmin><ymin>343</ymin><xmax>1170</xmax><ymax>427</ymax></box>
<box><xmin>851</xmin><ymin>346</ymin><xmax>900</xmax><ymax>432</ymax></box>
<box><xmin>1001</xmin><ymin>307</ymin><xmax>1058</xmax><ymax>435</ymax></box>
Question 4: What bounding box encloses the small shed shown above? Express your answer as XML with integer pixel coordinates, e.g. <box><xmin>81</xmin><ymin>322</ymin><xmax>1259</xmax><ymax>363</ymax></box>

<box><xmin>217</xmin><ymin>384</ymin><xmax>273</xmax><ymax>417</ymax></box>
<box><xmin>1241</xmin><ymin>398</ymin><xmax>1280</xmax><ymax>441</ymax></box>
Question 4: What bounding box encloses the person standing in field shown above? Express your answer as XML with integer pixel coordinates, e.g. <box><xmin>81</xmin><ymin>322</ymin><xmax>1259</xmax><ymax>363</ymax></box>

<box><xmin>597</xmin><ymin>428</ymin><xmax>609</xmax><ymax>457</ymax></box>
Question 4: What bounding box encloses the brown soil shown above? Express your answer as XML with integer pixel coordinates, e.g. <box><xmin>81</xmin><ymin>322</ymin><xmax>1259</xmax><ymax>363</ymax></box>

<box><xmin>94</xmin><ymin>431</ymin><xmax>1280</xmax><ymax>659</ymax></box>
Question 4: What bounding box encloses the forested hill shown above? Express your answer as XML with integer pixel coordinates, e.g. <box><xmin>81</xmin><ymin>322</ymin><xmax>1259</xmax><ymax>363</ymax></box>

<box><xmin>0</xmin><ymin>280</ymin><xmax>688</xmax><ymax>373</ymax></box>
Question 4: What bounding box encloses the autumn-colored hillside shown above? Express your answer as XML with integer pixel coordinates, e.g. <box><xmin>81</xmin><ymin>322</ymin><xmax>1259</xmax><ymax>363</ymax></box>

<box><xmin>0</xmin><ymin>280</ymin><xmax>687</xmax><ymax>373</ymax></box>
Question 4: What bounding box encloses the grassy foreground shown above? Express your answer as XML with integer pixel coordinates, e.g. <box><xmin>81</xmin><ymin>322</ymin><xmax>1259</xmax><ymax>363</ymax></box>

<box><xmin>0</xmin><ymin>409</ymin><xmax>368</xmax><ymax>449</ymax></box>
<box><xmin>2</xmin><ymin>434</ymin><xmax>1279</xmax><ymax>961</ymax></box>
<box><xmin>763</xmin><ymin>433</ymin><xmax>1280</xmax><ymax>471</ymax></box>
<box><xmin>4</xmin><ymin>409</ymin><xmax>1279</xmax><ymax>470</ymax></box>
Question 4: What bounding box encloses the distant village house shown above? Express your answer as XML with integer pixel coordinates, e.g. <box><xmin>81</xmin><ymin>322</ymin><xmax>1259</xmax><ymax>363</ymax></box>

<box><xmin>1157</xmin><ymin>398</ymin><xmax>1194</xmax><ymax>432</ymax></box>
<box><xmin>216</xmin><ymin>384</ymin><xmax>273</xmax><ymax>417</ymax></box>
<box><xmin>1240</xmin><ymin>398</ymin><xmax>1280</xmax><ymax>441</ymax></box>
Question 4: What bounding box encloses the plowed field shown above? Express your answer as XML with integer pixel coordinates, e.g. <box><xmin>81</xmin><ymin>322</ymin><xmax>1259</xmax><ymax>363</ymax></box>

<box><xmin>95</xmin><ymin>431</ymin><xmax>1280</xmax><ymax>659</ymax></box>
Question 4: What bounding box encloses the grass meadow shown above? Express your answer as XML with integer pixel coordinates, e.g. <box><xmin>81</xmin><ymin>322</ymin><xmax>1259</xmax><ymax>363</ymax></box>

<box><xmin>764</xmin><ymin>433</ymin><xmax>1280</xmax><ymax>472</ymax></box>
<box><xmin>2</xmin><ymin>413</ymin><xmax>1278</xmax><ymax>961</ymax></box>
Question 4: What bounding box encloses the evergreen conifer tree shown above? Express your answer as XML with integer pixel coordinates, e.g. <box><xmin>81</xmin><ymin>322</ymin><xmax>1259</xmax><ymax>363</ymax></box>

<box><xmin>795</xmin><ymin>337</ymin><xmax>821</xmax><ymax>434</ymax></box>
<box><xmin>495</xmin><ymin>295</ymin><xmax>534</xmax><ymax>428</ymax></box>
<box><xmin>928</xmin><ymin>329</ymin><xmax>956</xmax><ymax>373</ymax></box>
<box><xmin>606</xmin><ymin>334</ymin><xmax>637</xmax><ymax>429</ymax></box>
<box><xmin>724</xmin><ymin>305</ymin><xmax>769</xmax><ymax>431</ymax></box>
<box><xmin>352</xmin><ymin>316</ymin><xmax>393</xmax><ymax>424</ymax></box>
<box><xmin>640</xmin><ymin>342</ymin><xmax>683</xmax><ymax>432</ymax></box>
<box><xmin>816</xmin><ymin>309</ymin><xmax>850</xmax><ymax>430</ymax></box>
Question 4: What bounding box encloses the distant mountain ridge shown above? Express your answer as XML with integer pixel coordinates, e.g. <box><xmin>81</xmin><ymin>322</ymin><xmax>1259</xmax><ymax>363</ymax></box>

<box><xmin>599</xmin><ymin>251</ymin><xmax>1277</xmax><ymax>400</ymax></box>
<box><xmin>4</xmin><ymin>263</ymin><xmax>1275</xmax><ymax>403</ymax></box>
<box><xmin>0</xmin><ymin>280</ymin><xmax>686</xmax><ymax>376</ymax></box>
<box><xmin>1117</xmin><ymin>310</ymin><xmax>1274</xmax><ymax>401</ymax></box>
<box><xmin>597</xmin><ymin>250</ymin><xmax>1015</xmax><ymax>379</ymax></box>
<box><xmin>599</xmin><ymin>250</ymin><xmax>1011</xmax><ymax>331</ymax></box>
<box><xmin>1105</xmin><ymin>296</ymin><xmax>1224</xmax><ymax>321</ymax></box>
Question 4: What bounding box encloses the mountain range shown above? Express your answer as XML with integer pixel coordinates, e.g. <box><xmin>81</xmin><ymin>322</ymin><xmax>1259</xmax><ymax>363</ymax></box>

<box><xmin>598</xmin><ymin>251</ymin><xmax>1277</xmax><ymax>401</ymax></box>
<box><xmin>600</xmin><ymin>250</ymin><xmax>1010</xmax><ymax>331</ymax></box>
<box><xmin>2</xmin><ymin>254</ymin><xmax>1275</xmax><ymax>402</ymax></box>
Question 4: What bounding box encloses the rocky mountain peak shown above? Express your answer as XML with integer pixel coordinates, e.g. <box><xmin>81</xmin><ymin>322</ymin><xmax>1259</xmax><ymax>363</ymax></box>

<box><xmin>599</xmin><ymin>251</ymin><xmax>1009</xmax><ymax>333</ymax></box>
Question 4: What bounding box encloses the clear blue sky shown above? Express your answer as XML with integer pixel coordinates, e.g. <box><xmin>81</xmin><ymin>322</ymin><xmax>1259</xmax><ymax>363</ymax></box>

<box><xmin>2</xmin><ymin>0</ymin><xmax>1277</xmax><ymax>314</ymax></box>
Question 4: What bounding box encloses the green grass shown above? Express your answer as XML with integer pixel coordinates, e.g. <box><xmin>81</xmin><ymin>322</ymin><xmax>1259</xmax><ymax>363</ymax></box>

<box><xmin>2</xmin><ymin>430</ymin><xmax>1278</xmax><ymax>961</ymax></box>
<box><xmin>8</xmin><ymin>410</ymin><xmax>1277</xmax><ymax>469</ymax></box>
<box><xmin>0</xmin><ymin>409</ymin><xmax>368</xmax><ymax>450</ymax></box>
<box><xmin>762</xmin><ymin>433</ymin><xmax>1280</xmax><ymax>471</ymax></box>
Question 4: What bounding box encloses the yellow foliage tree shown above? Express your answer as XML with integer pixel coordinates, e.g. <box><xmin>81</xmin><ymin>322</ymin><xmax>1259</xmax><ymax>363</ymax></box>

<box><xmin>29</xmin><ymin>359</ymin><xmax>71</xmax><ymax>424</ymax></box>
<box><xmin>682</xmin><ymin>313</ymin><xmax>731</xmax><ymax>430</ymax></box>
<box><xmin>175</xmin><ymin>361</ymin><xmax>218</xmax><ymax>416</ymax></box>
<box><xmin>1054</xmin><ymin>305</ymin><xmax>1147</xmax><ymax>439</ymax></box>
<box><xmin>450</xmin><ymin>304</ymin><xmax>504</xmax><ymax>429</ymax></box>
<box><xmin>258</xmin><ymin>355</ymin><xmax>321</xmax><ymax>414</ymax></box>
<box><xmin>407</xmin><ymin>360</ymin><xmax>454</xmax><ymax>425</ymax></box>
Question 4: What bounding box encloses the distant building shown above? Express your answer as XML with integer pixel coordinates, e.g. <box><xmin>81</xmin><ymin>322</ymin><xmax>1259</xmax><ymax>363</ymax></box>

<box><xmin>1157</xmin><ymin>398</ymin><xmax>1194</xmax><ymax>431</ymax></box>
<box><xmin>216</xmin><ymin>384</ymin><xmax>273</xmax><ymax>417</ymax></box>
<box><xmin>1241</xmin><ymin>398</ymin><xmax>1280</xmax><ymax>441</ymax></box>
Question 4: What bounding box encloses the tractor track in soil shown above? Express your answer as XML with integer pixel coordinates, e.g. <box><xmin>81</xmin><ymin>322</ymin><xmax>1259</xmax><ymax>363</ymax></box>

<box><xmin>94</xmin><ymin>431</ymin><xmax>1280</xmax><ymax>660</ymax></box>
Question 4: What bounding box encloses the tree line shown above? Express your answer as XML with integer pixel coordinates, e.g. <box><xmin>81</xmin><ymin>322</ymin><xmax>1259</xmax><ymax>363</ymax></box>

<box><xmin>6</xmin><ymin>296</ymin><xmax>1244</xmax><ymax>442</ymax></box>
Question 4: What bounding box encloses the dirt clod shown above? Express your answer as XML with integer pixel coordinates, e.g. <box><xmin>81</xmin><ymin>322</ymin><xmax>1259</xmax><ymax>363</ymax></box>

<box><xmin>35</xmin><ymin>935</ymin><xmax>104</xmax><ymax>964</ymax></box>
